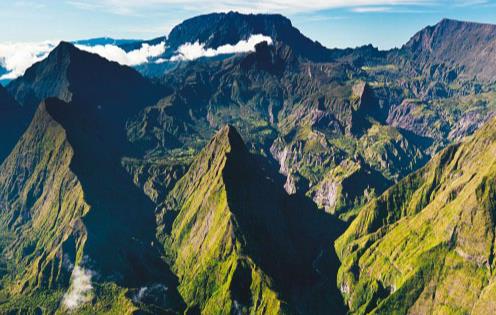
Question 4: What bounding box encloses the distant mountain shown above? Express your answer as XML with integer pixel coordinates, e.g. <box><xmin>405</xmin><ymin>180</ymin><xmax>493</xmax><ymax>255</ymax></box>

<box><xmin>72</xmin><ymin>37</ymin><xmax>142</xmax><ymax>47</ymax></box>
<box><xmin>0</xmin><ymin>65</ymin><xmax>8</xmax><ymax>84</ymax></box>
<box><xmin>7</xmin><ymin>41</ymin><xmax>162</xmax><ymax>122</ymax></box>
<box><xmin>117</xmin><ymin>36</ymin><xmax>167</xmax><ymax>52</ymax></box>
<box><xmin>74</xmin><ymin>36</ymin><xmax>168</xmax><ymax>52</ymax></box>
<box><xmin>166</xmin><ymin>11</ymin><xmax>333</xmax><ymax>61</ymax></box>
<box><xmin>402</xmin><ymin>18</ymin><xmax>496</xmax><ymax>81</ymax></box>
<box><xmin>336</xmin><ymin>116</ymin><xmax>496</xmax><ymax>314</ymax></box>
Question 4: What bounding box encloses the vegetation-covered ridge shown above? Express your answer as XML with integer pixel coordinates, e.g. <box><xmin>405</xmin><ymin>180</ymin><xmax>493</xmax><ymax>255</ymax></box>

<box><xmin>335</xmin><ymin>116</ymin><xmax>496</xmax><ymax>314</ymax></box>
<box><xmin>159</xmin><ymin>125</ymin><xmax>346</xmax><ymax>314</ymax></box>
<box><xmin>0</xmin><ymin>98</ymin><xmax>185</xmax><ymax>314</ymax></box>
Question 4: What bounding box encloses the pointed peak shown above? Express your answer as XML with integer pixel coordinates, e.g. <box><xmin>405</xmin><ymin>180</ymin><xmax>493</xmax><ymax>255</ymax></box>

<box><xmin>218</xmin><ymin>124</ymin><xmax>240</xmax><ymax>137</ymax></box>
<box><xmin>56</xmin><ymin>41</ymin><xmax>76</xmax><ymax>49</ymax></box>
<box><xmin>211</xmin><ymin>124</ymin><xmax>247</xmax><ymax>153</ymax></box>
<box><xmin>46</xmin><ymin>41</ymin><xmax>111</xmax><ymax>65</ymax></box>
<box><xmin>50</xmin><ymin>41</ymin><xmax>80</xmax><ymax>57</ymax></box>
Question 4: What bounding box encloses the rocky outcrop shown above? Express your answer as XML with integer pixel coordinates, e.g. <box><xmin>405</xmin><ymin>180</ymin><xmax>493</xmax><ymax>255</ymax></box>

<box><xmin>309</xmin><ymin>159</ymin><xmax>391</xmax><ymax>219</ymax></box>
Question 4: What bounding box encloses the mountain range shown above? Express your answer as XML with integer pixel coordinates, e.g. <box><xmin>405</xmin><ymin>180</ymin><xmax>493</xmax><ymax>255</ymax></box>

<box><xmin>0</xmin><ymin>11</ymin><xmax>496</xmax><ymax>315</ymax></box>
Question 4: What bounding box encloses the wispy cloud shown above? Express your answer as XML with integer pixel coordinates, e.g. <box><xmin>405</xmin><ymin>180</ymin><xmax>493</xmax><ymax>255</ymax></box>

<box><xmin>62</xmin><ymin>265</ymin><xmax>95</xmax><ymax>310</ymax></box>
<box><xmin>13</xmin><ymin>1</ymin><xmax>47</xmax><ymax>9</ymax></box>
<box><xmin>66</xmin><ymin>0</ymin><xmax>104</xmax><ymax>10</ymax></box>
<box><xmin>66</xmin><ymin>0</ymin><xmax>439</xmax><ymax>15</ymax></box>
<box><xmin>453</xmin><ymin>0</ymin><xmax>489</xmax><ymax>6</ymax></box>
<box><xmin>351</xmin><ymin>6</ymin><xmax>392</xmax><ymax>12</ymax></box>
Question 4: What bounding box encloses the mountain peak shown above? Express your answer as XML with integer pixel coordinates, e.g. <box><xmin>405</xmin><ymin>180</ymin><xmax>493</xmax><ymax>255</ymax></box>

<box><xmin>54</xmin><ymin>40</ymin><xmax>78</xmax><ymax>51</ymax></box>
<box><xmin>166</xmin><ymin>11</ymin><xmax>332</xmax><ymax>61</ymax></box>
<box><xmin>203</xmin><ymin>124</ymin><xmax>249</xmax><ymax>162</ymax></box>
<box><xmin>216</xmin><ymin>124</ymin><xmax>244</xmax><ymax>144</ymax></box>
<box><xmin>405</xmin><ymin>18</ymin><xmax>496</xmax><ymax>49</ymax></box>
<box><xmin>437</xmin><ymin>17</ymin><xmax>492</xmax><ymax>27</ymax></box>
<box><xmin>45</xmin><ymin>41</ymin><xmax>84</xmax><ymax>63</ymax></box>
<box><xmin>403</xmin><ymin>18</ymin><xmax>496</xmax><ymax>81</ymax></box>
<box><xmin>7</xmin><ymin>39</ymin><xmax>159</xmax><ymax>117</ymax></box>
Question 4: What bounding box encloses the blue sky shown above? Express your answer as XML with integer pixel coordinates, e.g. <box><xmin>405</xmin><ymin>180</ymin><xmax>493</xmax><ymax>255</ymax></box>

<box><xmin>1</xmin><ymin>0</ymin><xmax>496</xmax><ymax>49</ymax></box>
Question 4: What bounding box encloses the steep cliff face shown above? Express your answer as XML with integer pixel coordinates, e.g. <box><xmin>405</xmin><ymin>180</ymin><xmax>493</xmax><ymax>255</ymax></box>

<box><xmin>403</xmin><ymin>19</ymin><xmax>496</xmax><ymax>81</ymax></box>
<box><xmin>159</xmin><ymin>125</ymin><xmax>346</xmax><ymax>314</ymax></box>
<box><xmin>0</xmin><ymin>84</ymin><xmax>26</xmax><ymax>164</ymax></box>
<box><xmin>309</xmin><ymin>159</ymin><xmax>391</xmax><ymax>220</ymax></box>
<box><xmin>336</xmin><ymin>117</ymin><xmax>496</xmax><ymax>314</ymax></box>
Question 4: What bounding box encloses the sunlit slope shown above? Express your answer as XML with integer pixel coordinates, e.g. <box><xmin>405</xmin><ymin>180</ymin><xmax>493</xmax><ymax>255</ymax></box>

<box><xmin>336</xmin><ymin>117</ymin><xmax>496</xmax><ymax>314</ymax></box>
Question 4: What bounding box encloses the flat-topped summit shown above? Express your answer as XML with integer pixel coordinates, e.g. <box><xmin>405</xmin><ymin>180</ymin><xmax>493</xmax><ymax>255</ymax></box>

<box><xmin>167</xmin><ymin>11</ymin><xmax>332</xmax><ymax>61</ymax></box>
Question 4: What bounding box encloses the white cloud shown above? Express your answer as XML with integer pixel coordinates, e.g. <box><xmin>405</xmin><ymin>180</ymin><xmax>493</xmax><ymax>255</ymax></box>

<box><xmin>62</xmin><ymin>265</ymin><xmax>95</xmax><ymax>310</ymax></box>
<box><xmin>0</xmin><ymin>41</ymin><xmax>166</xmax><ymax>80</ymax></box>
<box><xmin>0</xmin><ymin>41</ymin><xmax>59</xmax><ymax>80</ymax></box>
<box><xmin>76</xmin><ymin>41</ymin><xmax>166</xmax><ymax>66</ymax></box>
<box><xmin>133</xmin><ymin>283</ymin><xmax>168</xmax><ymax>303</ymax></box>
<box><xmin>170</xmin><ymin>34</ymin><xmax>272</xmax><ymax>61</ymax></box>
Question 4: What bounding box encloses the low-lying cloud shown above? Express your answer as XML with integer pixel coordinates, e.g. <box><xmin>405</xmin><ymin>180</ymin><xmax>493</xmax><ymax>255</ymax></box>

<box><xmin>0</xmin><ymin>41</ymin><xmax>59</xmax><ymax>80</ymax></box>
<box><xmin>76</xmin><ymin>41</ymin><xmax>166</xmax><ymax>66</ymax></box>
<box><xmin>0</xmin><ymin>35</ymin><xmax>269</xmax><ymax>80</ymax></box>
<box><xmin>0</xmin><ymin>41</ymin><xmax>166</xmax><ymax>80</ymax></box>
<box><xmin>62</xmin><ymin>265</ymin><xmax>95</xmax><ymax>310</ymax></box>
<box><xmin>170</xmin><ymin>34</ymin><xmax>273</xmax><ymax>61</ymax></box>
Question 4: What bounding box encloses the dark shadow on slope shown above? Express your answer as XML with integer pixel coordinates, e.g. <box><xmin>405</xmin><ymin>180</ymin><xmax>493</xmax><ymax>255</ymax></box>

<box><xmin>0</xmin><ymin>86</ymin><xmax>30</xmax><ymax>165</ymax></box>
<box><xmin>397</xmin><ymin>128</ymin><xmax>435</xmax><ymax>152</ymax></box>
<box><xmin>45</xmin><ymin>98</ymin><xmax>185</xmax><ymax>313</ymax></box>
<box><xmin>221</xmin><ymin>129</ymin><xmax>347</xmax><ymax>314</ymax></box>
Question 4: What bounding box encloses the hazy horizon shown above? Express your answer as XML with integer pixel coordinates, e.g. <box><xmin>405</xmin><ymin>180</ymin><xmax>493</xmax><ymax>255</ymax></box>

<box><xmin>1</xmin><ymin>1</ymin><xmax>496</xmax><ymax>49</ymax></box>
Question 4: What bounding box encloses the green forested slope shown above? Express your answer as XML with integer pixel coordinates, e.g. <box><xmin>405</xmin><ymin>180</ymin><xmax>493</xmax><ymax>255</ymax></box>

<box><xmin>336</xmin><ymin>117</ymin><xmax>496</xmax><ymax>314</ymax></box>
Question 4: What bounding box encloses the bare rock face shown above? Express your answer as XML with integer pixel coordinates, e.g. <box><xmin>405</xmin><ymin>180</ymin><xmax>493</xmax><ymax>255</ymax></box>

<box><xmin>386</xmin><ymin>99</ymin><xmax>448</xmax><ymax>140</ymax></box>
<box><xmin>284</xmin><ymin>172</ymin><xmax>298</xmax><ymax>194</ymax></box>
<box><xmin>448</xmin><ymin>110</ymin><xmax>495</xmax><ymax>142</ymax></box>
<box><xmin>309</xmin><ymin>159</ymin><xmax>391</xmax><ymax>219</ymax></box>
<box><xmin>312</xmin><ymin>178</ymin><xmax>339</xmax><ymax>212</ymax></box>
